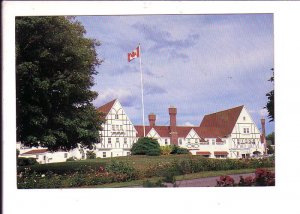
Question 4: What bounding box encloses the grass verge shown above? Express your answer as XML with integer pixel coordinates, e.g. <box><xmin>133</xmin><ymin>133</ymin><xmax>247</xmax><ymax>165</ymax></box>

<box><xmin>86</xmin><ymin>167</ymin><xmax>275</xmax><ymax>188</ymax></box>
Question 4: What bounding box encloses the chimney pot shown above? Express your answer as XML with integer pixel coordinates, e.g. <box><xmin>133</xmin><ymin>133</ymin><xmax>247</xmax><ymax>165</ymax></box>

<box><xmin>148</xmin><ymin>113</ymin><xmax>156</xmax><ymax>127</ymax></box>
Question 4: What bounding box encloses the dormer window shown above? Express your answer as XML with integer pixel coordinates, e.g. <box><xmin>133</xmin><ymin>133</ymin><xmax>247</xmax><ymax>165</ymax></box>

<box><xmin>115</xmin><ymin>114</ymin><xmax>119</xmax><ymax>119</ymax></box>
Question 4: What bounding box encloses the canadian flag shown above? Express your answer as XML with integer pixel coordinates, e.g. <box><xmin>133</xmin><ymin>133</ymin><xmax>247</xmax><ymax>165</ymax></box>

<box><xmin>128</xmin><ymin>46</ymin><xmax>140</xmax><ymax>62</ymax></box>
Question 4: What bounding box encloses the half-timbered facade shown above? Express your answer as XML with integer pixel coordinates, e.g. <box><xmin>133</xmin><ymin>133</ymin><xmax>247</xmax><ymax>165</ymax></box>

<box><xmin>96</xmin><ymin>99</ymin><xmax>137</xmax><ymax>158</ymax></box>
<box><xmin>134</xmin><ymin>105</ymin><xmax>266</xmax><ymax>159</ymax></box>
<box><xmin>17</xmin><ymin>99</ymin><xmax>266</xmax><ymax>163</ymax></box>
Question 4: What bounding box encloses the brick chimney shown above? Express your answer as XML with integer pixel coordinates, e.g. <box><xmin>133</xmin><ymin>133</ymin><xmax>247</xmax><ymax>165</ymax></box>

<box><xmin>169</xmin><ymin>106</ymin><xmax>178</xmax><ymax>145</ymax></box>
<box><xmin>261</xmin><ymin>118</ymin><xmax>267</xmax><ymax>154</ymax></box>
<box><xmin>148</xmin><ymin>113</ymin><xmax>156</xmax><ymax>127</ymax></box>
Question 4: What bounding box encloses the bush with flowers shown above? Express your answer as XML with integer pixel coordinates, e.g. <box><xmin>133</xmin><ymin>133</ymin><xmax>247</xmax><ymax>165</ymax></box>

<box><xmin>216</xmin><ymin>168</ymin><xmax>275</xmax><ymax>187</ymax></box>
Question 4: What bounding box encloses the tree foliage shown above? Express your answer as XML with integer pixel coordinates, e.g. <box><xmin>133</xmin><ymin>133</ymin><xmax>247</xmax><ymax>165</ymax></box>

<box><xmin>265</xmin><ymin>68</ymin><xmax>274</xmax><ymax>122</ymax></box>
<box><xmin>266</xmin><ymin>132</ymin><xmax>275</xmax><ymax>145</ymax></box>
<box><xmin>131</xmin><ymin>137</ymin><xmax>161</xmax><ymax>156</ymax></box>
<box><xmin>16</xmin><ymin>16</ymin><xmax>104</xmax><ymax>151</ymax></box>
<box><xmin>171</xmin><ymin>145</ymin><xmax>190</xmax><ymax>155</ymax></box>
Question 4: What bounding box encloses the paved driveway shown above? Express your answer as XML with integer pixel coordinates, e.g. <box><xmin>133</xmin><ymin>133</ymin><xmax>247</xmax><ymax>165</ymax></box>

<box><xmin>165</xmin><ymin>173</ymin><xmax>255</xmax><ymax>187</ymax></box>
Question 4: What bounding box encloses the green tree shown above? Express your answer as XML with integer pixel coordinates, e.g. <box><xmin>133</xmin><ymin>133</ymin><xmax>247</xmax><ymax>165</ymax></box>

<box><xmin>131</xmin><ymin>137</ymin><xmax>161</xmax><ymax>156</ymax></box>
<box><xmin>86</xmin><ymin>151</ymin><xmax>96</xmax><ymax>159</ymax></box>
<box><xmin>266</xmin><ymin>132</ymin><xmax>275</xmax><ymax>145</ymax></box>
<box><xmin>16</xmin><ymin>17</ymin><xmax>104</xmax><ymax>151</ymax></box>
<box><xmin>265</xmin><ymin>68</ymin><xmax>274</xmax><ymax>122</ymax></box>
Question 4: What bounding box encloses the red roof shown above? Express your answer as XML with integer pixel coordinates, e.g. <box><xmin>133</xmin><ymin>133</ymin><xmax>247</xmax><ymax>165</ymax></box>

<box><xmin>198</xmin><ymin>105</ymin><xmax>244</xmax><ymax>138</ymax></box>
<box><xmin>216</xmin><ymin>137</ymin><xmax>223</xmax><ymax>143</ymax></box>
<box><xmin>177</xmin><ymin>126</ymin><xmax>194</xmax><ymax>138</ymax></box>
<box><xmin>214</xmin><ymin>151</ymin><xmax>229</xmax><ymax>155</ymax></box>
<box><xmin>134</xmin><ymin>126</ymin><xmax>153</xmax><ymax>137</ymax></box>
<box><xmin>97</xmin><ymin>99</ymin><xmax>117</xmax><ymax>117</ymax></box>
<box><xmin>134</xmin><ymin>125</ymin><xmax>198</xmax><ymax>138</ymax></box>
<box><xmin>21</xmin><ymin>149</ymin><xmax>48</xmax><ymax>155</ymax></box>
<box><xmin>196</xmin><ymin>151</ymin><xmax>211</xmax><ymax>155</ymax></box>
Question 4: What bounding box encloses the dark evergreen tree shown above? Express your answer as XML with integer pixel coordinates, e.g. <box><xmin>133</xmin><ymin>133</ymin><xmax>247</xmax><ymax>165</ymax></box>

<box><xmin>131</xmin><ymin>137</ymin><xmax>161</xmax><ymax>156</ymax></box>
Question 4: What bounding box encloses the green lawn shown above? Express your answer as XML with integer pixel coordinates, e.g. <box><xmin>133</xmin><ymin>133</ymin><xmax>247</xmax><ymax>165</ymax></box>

<box><xmin>17</xmin><ymin>155</ymin><xmax>275</xmax><ymax>188</ymax></box>
<box><xmin>87</xmin><ymin>167</ymin><xmax>275</xmax><ymax>188</ymax></box>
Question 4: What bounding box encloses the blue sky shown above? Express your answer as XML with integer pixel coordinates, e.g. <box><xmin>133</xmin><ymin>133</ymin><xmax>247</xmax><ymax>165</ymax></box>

<box><xmin>76</xmin><ymin>14</ymin><xmax>274</xmax><ymax>134</ymax></box>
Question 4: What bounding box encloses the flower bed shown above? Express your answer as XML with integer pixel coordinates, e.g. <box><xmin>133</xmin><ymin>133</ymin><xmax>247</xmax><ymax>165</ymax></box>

<box><xmin>17</xmin><ymin>156</ymin><xmax>275</xmax><ymax>188</ymax></box>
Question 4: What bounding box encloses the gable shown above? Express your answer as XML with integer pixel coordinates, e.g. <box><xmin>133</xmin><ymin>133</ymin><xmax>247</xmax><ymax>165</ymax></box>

<box><xmin>186</xmin><ymin>128</ymin><xmax>201</xmax><ymax>139</ymax></box>
<box><xmin>233</xmin><ymin>107</ymin><xmax>261</xmax><ymax>135</ymax></box>
<box><xmin>147</xmin><ymin>128</ymin><xmax>161</xmax><ymax>139</ymax></box>
<box><xmin>98</xmin><ymin>99</ymin><xmax>137</xmax><ymax>133</ymax></box>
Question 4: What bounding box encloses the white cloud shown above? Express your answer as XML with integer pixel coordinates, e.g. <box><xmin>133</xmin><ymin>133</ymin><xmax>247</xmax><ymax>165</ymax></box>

<box><xmin>259</xmin><ymin>108</ymin><xmax>268</xmax><ymax>117</ymax></box>
<box><xmin>184</xmin><ymin>121</ymin><xmax>194</xmax><ymax>127</ymax></box>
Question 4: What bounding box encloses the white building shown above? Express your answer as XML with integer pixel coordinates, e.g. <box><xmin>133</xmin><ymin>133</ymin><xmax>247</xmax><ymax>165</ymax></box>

<box><xmin>95</xmin><ymin>99</ymin><xmax>137</xmax><ymax>158</ymax></box>
<box><xmin>17</xmin><ymin>144</ymin><xmax>85</xmax><ymax>164</ymax></box>
<box><xmin>17</xmin><ymin>99</ymin><xmax>266</xmax><ymax>163</ymax></box>
<box><xmin>134</xmin><ymin>104</ymin><xmax>265</xmax><ymax>159</ymax></box>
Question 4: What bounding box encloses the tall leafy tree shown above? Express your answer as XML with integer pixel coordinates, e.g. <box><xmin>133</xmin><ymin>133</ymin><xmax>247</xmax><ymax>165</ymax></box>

<box><xmin>265</xmin><ymin>68</ymin><xmax>274</xmax><ymax>122</ymax></box>
<box><xmin>16</xmin><ymin>16</ymin><xmax>104</xmax><ymax>151</ymax></box>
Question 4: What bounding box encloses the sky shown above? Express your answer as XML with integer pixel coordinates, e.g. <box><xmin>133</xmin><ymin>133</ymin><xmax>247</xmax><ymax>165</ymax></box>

<box><xmin>76</xmin><ymin>14</ymin><xmax>274</xmax><ymax>134</ymax></box>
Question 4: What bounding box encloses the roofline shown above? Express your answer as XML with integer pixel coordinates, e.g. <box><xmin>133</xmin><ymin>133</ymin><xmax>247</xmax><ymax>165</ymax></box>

<box><xmin>203</xmin><ymin>105</ymin><xmax>244</xmax><ymax>117</ymax></box>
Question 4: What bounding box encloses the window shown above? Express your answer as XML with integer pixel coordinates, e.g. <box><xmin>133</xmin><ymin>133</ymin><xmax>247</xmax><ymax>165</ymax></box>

<box><xmin>116</xmin><ymin>125</ymin><xmax>119</xmax><ymax>130</ymax></box>
<box><xmin>116</xmin><ymin>138</ymin><xmax>119</xmax><ymax>143</ymax></box>
<box><xmin>43</xmin><ymin>156</ymin><xmax>46</xmax><ymax>161</ymax></box>
<box><xmin>103</xmin><ymin>152</ymin><xmax>106</xmax><ymax>158</ymax></box>
<box><xmin>243</xmin><ymin>116</ymin><xmax>246</xmax><ymax>121</ymax></box>
<box><xmin>165</xmin><ymin>139</ymin><xmax>168</xmax><ymax>145</ymax></box>
<box><xmin>108</xmin><ymin>138</ymin><xmax>111</xmax><ymax>144</ymax></box>
<box><xmin>179</xmin><ymin>139</ymin><xmax>182</xmax><ymax>145</ymax></box>
<box><xmin>195</xmin><ymin>139</ymin><xmax>198</xmax><ymax>144</ymax></box>
<box><xmin>124</xmin><ymin>138</ymin><xmax>127</xmax><ymax>144</ymax></box>
<box><xmin>120</xmin><ymin>125</ymin><xmax>123</xmax><ymax>130</ymax></box>
<box><xmin>243</xmin><ymin>128</ymin><xmax>250</xmax><ymax>134</ymax></box>
<box><xmin>212</xmin><ymin>139</ymin><xmax>215</xmax><ymax>145</ymax></box>
<box><xmin>115</xmin><ymin>114</ymin><xmax>119</xmax><ymax>119</ymax></box>
<box><xmin>112</xmin><ymin>125</ymin><xmax>115</xmax><ymax>131</ymax></box>
<box><xmin>64</xmin><ymin>153</ymin><xmax>68</xmax><ymax>158</ymax></box>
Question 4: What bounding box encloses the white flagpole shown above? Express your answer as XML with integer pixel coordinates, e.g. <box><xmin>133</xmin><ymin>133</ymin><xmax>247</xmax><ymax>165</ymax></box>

<box><xmin>139</xmin><ymin>43</ymin><xmax>146</xmax><ymax>137</ymax></box>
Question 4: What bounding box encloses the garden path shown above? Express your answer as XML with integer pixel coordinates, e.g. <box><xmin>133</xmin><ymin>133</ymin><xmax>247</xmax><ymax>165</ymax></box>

<box><xmin>165</xmin><ymin>173</ymin><xmax>255</xmax><ymax>187</ymax></box>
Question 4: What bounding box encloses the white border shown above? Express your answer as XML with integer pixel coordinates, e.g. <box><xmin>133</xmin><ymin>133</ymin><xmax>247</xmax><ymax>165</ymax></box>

<box><xmin>3</xmin><ymin>1</ymin><xmax>300</xmax><ymax>214</ymax></box>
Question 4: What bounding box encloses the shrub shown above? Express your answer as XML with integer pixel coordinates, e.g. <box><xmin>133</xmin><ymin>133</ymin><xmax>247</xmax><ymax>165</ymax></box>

<box><xmin>143</xmin><ymin>180</ymin><xmax>167</xmax><ymax>187</ymax></box>
<box><xmin>86</xmin><ymin>151</ymin><xmax>96</xmax><ymax>159</ymax></box>
<box><xmin>216</xmin><ymin>175</ymin><xmax>235</xmax><ymax>187</ymax></box>
<box><xmin>131</xmin><ymin>137</ymin><xmax>161</xmax><ymax>156</ymax></box>
<box><xmin>106</xmin><ymin>160</ymin><xmax>138</xmax><ymax>181</ymax></box>
<box><xmin>160</xmin><ymin>145</ymin><xmax>173</xmax><ymax>155</ymax></box>
<box><xmin>254</xmin><ymin>168</ymin><xmax>275</xmax><ymax>186</ymax></box>
<box><xmin>217</xmin><ymin>169</ymin><xmax>275</xmax><ymax>187</ymax></box>
<box><xmin>17</xmin><ymin>157</ymin><xmax>38</xmax><ymax>166</ymax></box>
<box><xmin>17</xmin><ymin>161</ymin><xmax>106</xmax><ymax>175</ymax></box>
<box><xmin>171</xmin><ymin>145</ymin><xmax>190</xmax><ymax>155</ymax></box>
